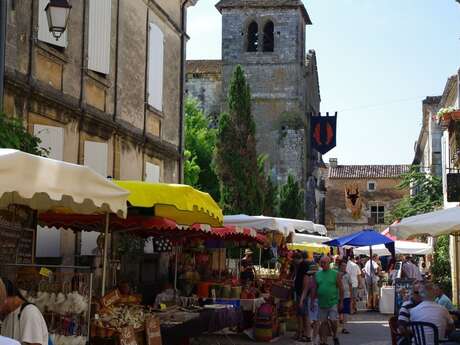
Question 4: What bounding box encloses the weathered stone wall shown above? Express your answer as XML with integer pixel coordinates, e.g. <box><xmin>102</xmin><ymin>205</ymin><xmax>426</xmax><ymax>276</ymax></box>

<box><xmin>3</xmin><ymin>0</ymin><xmax>192</xmax><ymax>262</ymax></box>
<box><xmin>186</xmin><ymin>73</ymin><xmax>223</xmax><ymax>122</ymax></box>
<box><xmin>221</xmin><ymin>7</ymin><xmax>309</xmax><ymax>186</ymax></box>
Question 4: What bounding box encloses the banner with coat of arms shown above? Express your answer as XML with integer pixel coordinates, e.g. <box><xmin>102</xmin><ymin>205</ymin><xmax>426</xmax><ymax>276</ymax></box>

<box><xmin>310</xmin><ymin>113</ymin><xmax>337</xmax><ymax>154</ymax></box>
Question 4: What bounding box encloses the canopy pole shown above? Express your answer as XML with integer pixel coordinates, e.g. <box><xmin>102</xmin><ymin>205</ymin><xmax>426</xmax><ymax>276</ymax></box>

<box><xmin>174</xmin><ymin>247</ymin><xmax>178</xmax><ymax>293</ymax></box>
<box><xmin>369</xmin><ymin>245</ymin><xmax>373</xmax><ymax>310</ymax></box>
<box><xmin>101</xmin><ymin>213</ymin><xmax>110</xmax><ymax>296</ymax></box>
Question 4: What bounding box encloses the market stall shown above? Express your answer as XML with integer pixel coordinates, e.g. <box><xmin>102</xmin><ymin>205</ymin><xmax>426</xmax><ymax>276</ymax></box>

<box><xmin>39</xmin><ymin>181</ymin><xmax>277</xmax><ymax>344</ymax></box>
<box><xmin>0</xmin><ymin>149</ymin><xmax>129</xmax><ymax>343</ymax></box>
<box><xmin>324</xmin><ymin>229</ymin><xmax>395</xmax><ymax>312</ymax></box>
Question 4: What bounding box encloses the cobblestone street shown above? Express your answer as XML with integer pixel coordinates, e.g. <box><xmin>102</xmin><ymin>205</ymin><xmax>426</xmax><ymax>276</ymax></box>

<box><xmin>197</xmin><ymin>312</ymin><xmax>391</xmax><ymax>345</ymax></box>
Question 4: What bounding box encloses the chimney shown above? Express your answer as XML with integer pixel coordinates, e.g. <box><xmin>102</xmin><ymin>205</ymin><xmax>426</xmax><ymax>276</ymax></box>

<box><xmin>329</xmin><ymin>158</ymin><xmax>338</xmax><ymax>168</ymax></box>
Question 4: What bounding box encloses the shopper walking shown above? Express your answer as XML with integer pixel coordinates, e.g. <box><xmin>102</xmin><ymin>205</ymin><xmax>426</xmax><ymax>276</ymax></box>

<box><xmin>312</xmin><ymin>256</ymin><xmax>343</xmax><ymax>345</ymax></box>
<box><xmin>0</xmin><ymin>277</ymin><xmax>48</xmax><ymax>345</ymax></box>
<box><xmin>339</xmin><ymin>261</ymin><xmax>352</xmax><ymax>334</ymax></box>
<box><xmin>346</xmin><ymin>256</ymin><xmax>361</xmax><ymax>313</ymax></box>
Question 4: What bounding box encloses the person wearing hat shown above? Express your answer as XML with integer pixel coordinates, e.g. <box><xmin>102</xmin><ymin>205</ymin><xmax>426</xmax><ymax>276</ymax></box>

<box><xmin>240</xmin><ymin>249</ymin><xmax>257</xmax><ymax>284</ymax></box>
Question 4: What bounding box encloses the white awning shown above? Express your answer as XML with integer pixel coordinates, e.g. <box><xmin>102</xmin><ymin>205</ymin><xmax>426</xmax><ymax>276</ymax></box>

<box><xmin>389</xmin><ymin>207</ymin><xmax>460</xmax><ymax>239</ymax></box>
<box><xmin>293</xmin><ymin>233</ymin><xmax>331</xmax><ymax>244</ymax></box>
<box><xmin>354</xmin><ymin>240</ymin><xmax>433</xmax><ymax>256</ymax></box>
<box><xmin>224</xmin><ymin>214</ymin><xmax>327</xmax><ymax>236</ymax></box>
<box><xmin>0</xmin><ymin>149</ymin><xmax>129</xmax><ymax>217</ymax></box>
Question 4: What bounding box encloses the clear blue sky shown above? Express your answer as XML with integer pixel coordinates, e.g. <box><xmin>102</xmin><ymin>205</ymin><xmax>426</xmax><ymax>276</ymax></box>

<box><xmin>186</xmin><ymin>1</ymin><xmax>460</xmax><ymax>165</ymax></box>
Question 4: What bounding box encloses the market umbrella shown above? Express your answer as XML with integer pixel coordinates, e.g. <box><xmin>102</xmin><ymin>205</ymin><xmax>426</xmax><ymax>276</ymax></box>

<box><xmin>389</xmin><ymin>207</ymin><xmax>460</xmax><ymax>239</ymax></box>
<box><xmin>323</xmin><ymin>229</ymin><xmax>395</xmax><ymax>309</ymax></box>
<box><xmin>0</xmin><ymin>149</ymin><xmax>130</xmax><ymax>295</ymax></box>
<box><xmin>287</xmin><ymin>243</ymin><xmax>330</xmax><ymax>255</ymax></box>
<box><xmin>224</xmin><ymin>214</ymin><xmax>326</xmax><ymax>236</ymax></box>
<box><xmin>0</xmin><ymin>149</ymin><xmax>128</xmax><ymax>217</ymax></box>
<box><xmin>114</xmin><ymin>181</ymin><xmax>223</xmax><ymax>227</ymax></box>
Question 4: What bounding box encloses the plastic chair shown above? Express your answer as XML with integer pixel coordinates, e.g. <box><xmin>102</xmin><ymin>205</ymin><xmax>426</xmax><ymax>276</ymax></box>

<box><xmin>408</xmin><ymin>321</ymin><xmax>439</xmax><ymax>345</ymax></box>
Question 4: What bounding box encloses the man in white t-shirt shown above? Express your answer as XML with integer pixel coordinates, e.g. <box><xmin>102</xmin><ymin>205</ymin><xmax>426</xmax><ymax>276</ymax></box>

<box><xmin>346</xmin><ymin>256</ymin><xmax>361</xmax><ymax>313</ymax></box>
<box><xmin>364</xmin><ymin>255</ymin><xmax>380</xmax><ymax>310</ymax></box>
<box><xmin>409</xmin><ymin>281</ymin><xmax>454</xmax><ymax>343</ymax></box>
<box><xmin>0</xmin><ymin>277</ymin><xmax>48</xmax><ymax>345</ymax></box>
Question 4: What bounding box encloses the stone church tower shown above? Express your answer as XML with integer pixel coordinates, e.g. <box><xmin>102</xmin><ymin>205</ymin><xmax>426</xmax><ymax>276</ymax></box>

<box><xmin>186</xmin><ymin>0</ymin><xmax>323</xmax><ymax>221</ymax></box>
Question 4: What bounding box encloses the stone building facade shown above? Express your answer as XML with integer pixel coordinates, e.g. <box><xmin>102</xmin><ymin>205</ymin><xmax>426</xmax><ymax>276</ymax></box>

<box><xmin>413</xmin><ymin>96</ymin><xmax>443</xmax><ymax>177</ymax></box>
<box><xmin>434</xmin><ymin>70</ymin><xmax>460</xmax><ymax>304</ymax></box>
<box><xmin>3</xmin><ymin>0</ymin><xmax>197</xmax><ymax>264</ymax></box>
<box><xmin>186</xmin><ymin>0</ymin><xmax>323</xmax><ymax>221</ymax></box>
<box><xmin>325</xmin><ymin>159</ymin><xmax>410</xmax><ymax>237</ymax></box>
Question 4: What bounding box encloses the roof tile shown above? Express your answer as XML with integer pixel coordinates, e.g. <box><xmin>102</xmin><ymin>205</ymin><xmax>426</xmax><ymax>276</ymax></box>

<box><xmin>328</xmin><ymin>165</ymin><xmax>411</xmax><ymax>179</ymax></box>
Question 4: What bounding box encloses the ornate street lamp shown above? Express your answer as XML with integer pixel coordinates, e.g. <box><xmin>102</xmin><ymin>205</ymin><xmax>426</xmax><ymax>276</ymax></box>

<box><xmin>45</xmin><ymin>0</ymin><xmax>72</xmax><ymax>40</ymax></box>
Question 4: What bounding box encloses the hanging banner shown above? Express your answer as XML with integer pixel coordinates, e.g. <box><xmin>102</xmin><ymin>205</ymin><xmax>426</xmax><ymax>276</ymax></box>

<box><xmin>311</xmin><ymin>114</ymin><xmax>337</xmax><ymax>154</ymax></box>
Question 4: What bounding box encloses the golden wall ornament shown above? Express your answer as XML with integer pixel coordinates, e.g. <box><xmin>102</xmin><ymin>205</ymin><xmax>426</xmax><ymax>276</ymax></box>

<box><xmin>344</xmin><ymin>184</ymin><xmax>363</xmax><ymax>220</ymax></box>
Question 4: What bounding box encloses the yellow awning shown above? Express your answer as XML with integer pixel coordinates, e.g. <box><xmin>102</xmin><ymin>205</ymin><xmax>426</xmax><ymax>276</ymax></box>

<box><xmin>113</xmin><ymin>181</ymin><xmax>223</xmax><ymax>227</ymax></box>
<box><xmin>288</xmin><ymin>243</ymin><xmax>330</xmax><ymax>255</ymax></box>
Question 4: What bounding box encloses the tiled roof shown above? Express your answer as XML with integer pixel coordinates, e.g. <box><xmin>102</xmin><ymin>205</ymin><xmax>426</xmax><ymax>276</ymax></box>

<box><xmin>186</xmin><ymin>60</ymin><xmax>222</xmax><ymax>75</ymax></box>
<box><xmin>328</xmin><ymin>165</ymin><xmax>411</xmax><ymax>179</ymax></box>
<box><xmin>215</xmin><ymin>0</ymin><xmax>312</xmax><ymax>24</ymax></box>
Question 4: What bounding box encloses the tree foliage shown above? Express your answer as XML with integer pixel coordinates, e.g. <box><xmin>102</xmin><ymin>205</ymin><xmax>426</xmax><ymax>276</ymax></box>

<box><xmin>389</xmin><ymin>165</ymin><xmax>449</xmax><ymax>294</ymax></box>
<box><xmin>0</xmin><ymin>113</ymin><xmax>48</xmax><ymax>156</ymax></box>
<box><xmin>431</xmin><ymin>235</ymin><xmax>452</xmax><ymax>297</ymax></box>
<box><xmin>184</xmin><ymin>98</ymin><xmax>220</xmax><ymax>200</ymax></box>
<box><xmin>214</xmin><ymin>65</ymin><xmax>263</xmax><ymax>214</ymax></box>
<box><xmin>278</xmin><ymin>174</ymin><xmax>304</xmax><ymax>219</ymax></box>
<box><xmin>388</xmin><ymin>165</ymin><xmax>443</xmax><ymax>222</ymax></box>
<box><xmin>258</xmin><ymin>154</ymin><xmax>278</xmax><ymax>216</ymax></box>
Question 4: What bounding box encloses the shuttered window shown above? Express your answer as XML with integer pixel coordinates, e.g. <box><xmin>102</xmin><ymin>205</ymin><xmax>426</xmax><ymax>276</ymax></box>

<box><xmin>33</xmin><ymin>124</ymin><xmax>64</xmax><ymax>160</ymax></box>
<box><xmin>84</xmin><ymin>141</ymin><xmax>108</xmax><ymax>177</ymax></box>
<box><xmin>148</xmin><ymin>22</ymin><xmax>164</xmax><ymax>111</ymax></box>
<box><xmin>88</xmin><ymin>0</ymin><xmax>112</xmax><ymax>74</ymax></box>
<box><xmin>33</xmin><ymin>124</ymin><xmax>64</xmax><ymax>258</ymax></box>
<box><xmin>145</xmin><ymin>162</ymin><xmax>160</xmax><ymax>183</ymax></box>
<box><xmin>37</xmin><ymin>0</ymin><xmax>68</xmax><ymax>48</ymax></box>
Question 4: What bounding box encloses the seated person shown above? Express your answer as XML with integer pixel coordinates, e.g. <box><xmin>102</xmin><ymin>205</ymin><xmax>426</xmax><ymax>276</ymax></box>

<box><xmin>408</xmin><ymin>281</ymin><xmax>454</xmax><ymax>343</ymax></box>
<box><xmin>397</xmin><ymin>283</ymin><xmax>423</xmax><ymax>345</ymax></box>
<box><xmin>155</xmin><ymin>282</ymin><xmax>176</xmax><ymax>308</ymax></box>
<box><xmin>434</xmin><ymin>284</ymin><xmax>454</xmax><ymax>311</ymax></box>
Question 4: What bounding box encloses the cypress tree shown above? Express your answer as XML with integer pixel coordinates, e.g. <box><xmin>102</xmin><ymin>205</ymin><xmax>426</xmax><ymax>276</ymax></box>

<box><xmin>279</xmin><ymin>174</ymin><xmax>304</xmax><ymax>219</ymax></box>
<box><xmin>215</xmin><ymin>65</ymin><xmax>262</xmax><ymax>214</ymax></box>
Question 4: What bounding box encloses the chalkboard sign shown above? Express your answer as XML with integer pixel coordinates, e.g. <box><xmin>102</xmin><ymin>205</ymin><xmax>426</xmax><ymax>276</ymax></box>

<box><xmin>394</xmin><ymin>278</ymin><xmax>415</xmax><ymax>315</ymax></box>
<box><xmin>0</xmin><ymin>217</ymin><xmax>34</xmax><ymax>264</ymax></box>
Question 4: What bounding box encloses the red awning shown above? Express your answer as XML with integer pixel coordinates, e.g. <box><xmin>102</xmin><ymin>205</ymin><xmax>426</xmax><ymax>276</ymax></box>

<box><xmin>39</xmin><ymin>212</ymin><xmax>265</xmax><ymax>244</ymax></box>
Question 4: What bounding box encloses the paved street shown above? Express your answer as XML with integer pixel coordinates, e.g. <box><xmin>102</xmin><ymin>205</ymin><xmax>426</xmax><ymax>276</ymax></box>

<box><xmin>197</xmin><ymin>312</ymin><xmax>391</xmax><ymax>345</ymax></box>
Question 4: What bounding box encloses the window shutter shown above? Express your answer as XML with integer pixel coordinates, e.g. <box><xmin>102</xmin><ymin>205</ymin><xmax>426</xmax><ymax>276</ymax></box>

<box><xmin>81</xmin><ymin>231</ymin><xmax>100</xmax><ymax>256</ymax></box>
<box><xmin>145</xmin><ymin>162</ymin><xmax>160</xmax><ymax>183</ymax></box>
<box><xmin>37</xmin><ymin>0</ymin><xmax>68</xmax><ymax>48</ymax></box>
<box><xmin>36</xmin><ymin>226</ymin><xmax>61</xmax><ymax>258</ymax></box>
<box><xmin>148</xmin><ymin>22</ymin><xmax>164</xmax><ymax>111</ymax></box>
<box><xmin>84</xmin><ymin>141</ymin><xmax>108</xmax><ymax>177</ymax></box>
<box><xmin>88</xmin><ymin>0</ymin><xmax>112</xmax><ymax>74</ymax></box>
<box><xmin>33</xmin><ymin>125</ymin><xmax>64</xmax><ymax>160</ymax></box>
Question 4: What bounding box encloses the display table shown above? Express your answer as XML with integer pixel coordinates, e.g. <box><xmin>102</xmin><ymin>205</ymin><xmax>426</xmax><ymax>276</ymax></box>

<box><xmin>379</xmin><ymin>286</ymin><xmax>395</xmax><ymax>314</ymax></box>
<box><xmin>161</xmin><ymin>307</ymin><xmax>242</xmax><ymax>345</ymax></box>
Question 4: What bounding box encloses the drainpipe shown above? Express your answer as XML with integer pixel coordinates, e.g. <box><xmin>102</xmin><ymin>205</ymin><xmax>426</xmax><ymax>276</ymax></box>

<box><xmin>179</xmin><ymin>0</ymin><xmax>192</xmax><ymax>183</ymax></box>
<box><xmin>0</xmin><ymin>0</ymin><xmax>7</xmax><ymax>110</ymax></box>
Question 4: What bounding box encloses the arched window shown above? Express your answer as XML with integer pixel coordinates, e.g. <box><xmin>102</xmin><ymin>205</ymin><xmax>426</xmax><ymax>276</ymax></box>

<box><xmin>247</xmin><ymin>21</ymin><xmax>258</xmax><ymax>52</ymax></box>
<box><xmin>263</xmin><ymin>21</ymin><xmax>274</xmax><ymax>52</ymax></box>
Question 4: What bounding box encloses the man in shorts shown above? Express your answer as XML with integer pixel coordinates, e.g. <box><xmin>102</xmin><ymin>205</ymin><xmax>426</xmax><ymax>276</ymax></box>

<box><xmin>312</xmin><ymin>256</ymin><xmax>343</xmax><ymax>345</ymax></box>
<box><xmin>346</xmin><ymin>256</ymin><xmax>361</xmax><ymax>313</ymax></box>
